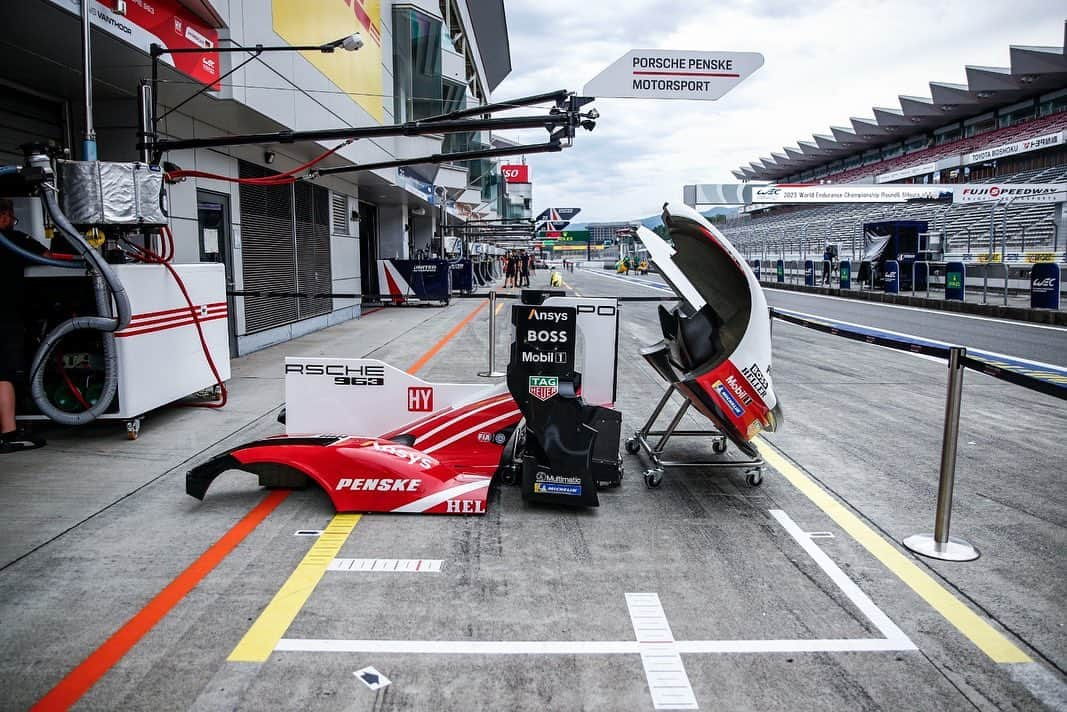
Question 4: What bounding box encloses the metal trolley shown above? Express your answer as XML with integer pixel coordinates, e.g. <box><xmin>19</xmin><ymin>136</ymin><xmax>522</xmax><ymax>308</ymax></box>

<box><xmin>625</xmin><ymin>383</ymin><xmax>765</xmax><ymax>489</ymax></box>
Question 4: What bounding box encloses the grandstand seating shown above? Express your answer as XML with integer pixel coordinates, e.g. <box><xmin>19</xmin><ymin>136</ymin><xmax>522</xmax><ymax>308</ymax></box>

<box><xmin>816</xmin><ymin>110</ymin><xmax>1067</xmax><ymax>185</ymax></box>
<box><xmin>722</xmin><ymin>168</ymin><xmax>1064</xmax><ymax>262</ymax></box>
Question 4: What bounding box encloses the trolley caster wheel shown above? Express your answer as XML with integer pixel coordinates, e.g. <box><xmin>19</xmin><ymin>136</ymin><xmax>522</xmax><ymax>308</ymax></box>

<box><xmin>712</xmin><ymin>438</ymin><xmax>728</xmax><ymax>454</ymax></box>
<box><xmin>125</xmin><ymin>418</ymin><xmax>142</xmax><ymax>441</ymax></box>
<box><xmin>643</xmin><ymin>469</ymin><xmax>663</xmax><ymax>488</ymax></box>
<box><xmin>745</xmin><ymin>469</ymin><xmax>764</xmax><ymax>487</ymax></box>
<box><xmin>625</xmin><ymin>437</ymin><xmax>641</xmax><ymax>455</ymax></box>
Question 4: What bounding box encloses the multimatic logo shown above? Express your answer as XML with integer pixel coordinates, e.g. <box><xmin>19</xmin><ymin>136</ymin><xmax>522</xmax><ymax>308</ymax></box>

<box><xmin>286</xmin><ymin>363</ymin><xmax>385</xmax><ymax>386</ymax></box>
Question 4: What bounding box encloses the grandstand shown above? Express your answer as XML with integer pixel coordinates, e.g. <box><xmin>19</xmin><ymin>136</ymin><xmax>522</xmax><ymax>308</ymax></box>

<box><xmin>723</xmin><ymin>29</ymin><xmax>1067</xmax><ymax>266</ymax></box>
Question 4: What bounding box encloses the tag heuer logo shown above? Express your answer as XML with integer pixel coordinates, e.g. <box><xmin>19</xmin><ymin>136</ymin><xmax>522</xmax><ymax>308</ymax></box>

<box><xmin>528</xmin><ymin>376</ymin><xmax>559</xmax><ymax>401</ymax></box>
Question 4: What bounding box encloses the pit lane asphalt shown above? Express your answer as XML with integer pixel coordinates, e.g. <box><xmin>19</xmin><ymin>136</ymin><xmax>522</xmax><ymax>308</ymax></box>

<box><xmin>1</xmin><ymin>269</ymin><xmax>1063</xmax><ymax>711</ymax></box>
<box><xmin>584</xmin><ymin>269</ymin><xmax>1067</xmax><ymax>367</ymax></box>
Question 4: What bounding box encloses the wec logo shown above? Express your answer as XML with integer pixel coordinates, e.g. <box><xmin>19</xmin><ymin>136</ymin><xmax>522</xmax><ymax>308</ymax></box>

<box><xmin>1032</xmin><ymin>278</ymin><xmax>1056</xmax><ymax>288</ymax></box>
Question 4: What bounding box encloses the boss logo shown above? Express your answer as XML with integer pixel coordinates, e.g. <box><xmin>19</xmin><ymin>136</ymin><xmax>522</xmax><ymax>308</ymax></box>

<box><xmin>526</xmin><ymin>330</ymin><xmax>568</xmax><ymax>343</ymax></box>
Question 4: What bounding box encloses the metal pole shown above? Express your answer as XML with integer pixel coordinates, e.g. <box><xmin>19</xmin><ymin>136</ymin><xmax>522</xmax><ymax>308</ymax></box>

<box><xmin>80</xmin><ymin>0</ymin><xmax>97</xmax><ymax>160</ymax></box>
<box><xmin>903</xmin><ymin>346</ymin><xmax>979</xmax><ymax>561</ymax></box>
<box><xmin>478</xmin><ymin>291</ymin><xmax>505</xmax><ymax>378</ymax></box>
<box><xmin>984</xmin><ymin>198</ymin><xmax>1003</xmax><ymax>304</ymax></box>
<box><xmin>137</xmin><ymin>81</ymin><xmax>152</xmax><ymax>164</ymax></box>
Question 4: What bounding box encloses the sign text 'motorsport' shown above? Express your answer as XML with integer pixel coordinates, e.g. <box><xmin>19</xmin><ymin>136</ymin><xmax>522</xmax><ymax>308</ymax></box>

<box><xmin>583</xmin><ymin>49</ymin><xmax>764</xmax><ymax>101</ymax></box>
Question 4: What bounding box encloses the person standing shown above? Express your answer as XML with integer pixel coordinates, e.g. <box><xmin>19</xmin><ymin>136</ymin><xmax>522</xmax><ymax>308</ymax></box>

<box><xmin>0</xmin><ymin>198</ymin><xmax>47</xmax><ymax>453</ymax></box>
<box><xmin>520</xmin><ymin>251</ymin><xmax>531</xmax><ymax>287</ymax></box>
<box><xmin>822</xmin><ymin>244</ymin><xmax>833</xmax><ymax>285</ymax></box>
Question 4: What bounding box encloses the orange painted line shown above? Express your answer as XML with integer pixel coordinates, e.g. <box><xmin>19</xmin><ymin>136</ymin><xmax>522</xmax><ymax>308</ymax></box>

<box><xmin>406</xmin><ymin>300</ymin><xmax>487</xmax><ymax>375</ymax></box>
<box><xmin>32</xmin><ymin>489</ymin><xmax>290</xmax><ymax>711</ymax></box>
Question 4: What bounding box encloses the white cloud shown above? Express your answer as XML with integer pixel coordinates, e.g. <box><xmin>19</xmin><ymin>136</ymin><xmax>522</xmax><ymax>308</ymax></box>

<box><xmin>493</xmin><ymin>0</ymin><xmax>1065</xmax><ymax>222</ymax></box>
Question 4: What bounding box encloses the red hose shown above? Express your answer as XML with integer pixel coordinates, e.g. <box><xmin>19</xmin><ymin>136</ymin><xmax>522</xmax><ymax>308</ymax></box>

<box><xmin>166</xmin><ymin>140</ymin><xmax>352</xmax><ymax>185</ymax></box>
<box><xmin>55</xmin><ymin>356</ymin><xmax>92</xmax><ymax>410</ymax></box>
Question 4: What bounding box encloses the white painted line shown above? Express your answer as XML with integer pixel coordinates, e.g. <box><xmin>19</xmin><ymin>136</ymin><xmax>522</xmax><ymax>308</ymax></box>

<box><xmin>770</xmin><ymin>509</ymin><xmax>915</xmax><ymax>648</ymax></box>
<box><xmin>276</xmin><ymin>637</ymin><xmax>914</xmax><ymax>655</ymax></box>
<box><xmin>328</xmin><ymin>558</ymin><xmax>443</xmax><ymax>573</ymax></box>
<box><xmin>764</xmin><ymin>286</ymin><xmax>1067</xmax><ymax>333</ymax></box>
<box><xmin>775</xmin><ymin>308</ymin><xmax>1067</xmax><ymax>373</ymax></box>
<box><xmin>626</xmin><ymin>593</ymin><xmax>698</xmax><ymax>710</ymax></box>
<box><xmin>277</xmin><ymin>639</ymin><xmax>641</xmax><ymax>654</ymax></box>
<box><xmin>674</xmin><ymin>638</ymin><xmax>913</xmax><ymax>653</ymax></box>
<box><xmin>578</xmin><ymin>268</ymin><xmax>674</xmax><ymax>293</ymax></box>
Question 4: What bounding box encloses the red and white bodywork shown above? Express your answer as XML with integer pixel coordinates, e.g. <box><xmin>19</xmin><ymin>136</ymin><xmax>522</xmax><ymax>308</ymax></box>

<box><xmin>636</xmin><ymin>204</ymin><xmax>781</xmax><ymax>457</ymax></box>
<box><xmin>188</xmin><ymin>361</ymin><xmax>522</xmax><ymax>515</ymax></box>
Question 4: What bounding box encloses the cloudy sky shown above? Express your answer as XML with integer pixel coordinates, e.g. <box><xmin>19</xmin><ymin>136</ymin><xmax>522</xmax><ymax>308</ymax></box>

<box><xmin>492</xmin><ymin>0</ymin><xmax>1066</xmax><ymax>223</ymax></box>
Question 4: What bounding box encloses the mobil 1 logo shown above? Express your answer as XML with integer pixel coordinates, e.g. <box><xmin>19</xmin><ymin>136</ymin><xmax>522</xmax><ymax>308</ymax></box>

<box><xmin>514</xmin><ymin>305</ymin><xmax>576</xmax><ymax>373</ymax></box>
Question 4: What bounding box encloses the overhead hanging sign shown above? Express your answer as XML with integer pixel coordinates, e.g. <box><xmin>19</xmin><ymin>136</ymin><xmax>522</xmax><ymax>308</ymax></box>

<box><xmin>584</xmin><ymin>50</ymin><xmax>764</xmax><ymax>101</ymax></box>
<box><xmin>48</xmin><ymin>0</ymin><xmax>220</xmax><ymax>87</ymax></box>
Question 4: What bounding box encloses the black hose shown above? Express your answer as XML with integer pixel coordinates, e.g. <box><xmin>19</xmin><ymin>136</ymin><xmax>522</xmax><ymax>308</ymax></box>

<box><xmin>28</xmin><ymin>190</ymin><xmax>132</xmax><ymax>425</ymax></box>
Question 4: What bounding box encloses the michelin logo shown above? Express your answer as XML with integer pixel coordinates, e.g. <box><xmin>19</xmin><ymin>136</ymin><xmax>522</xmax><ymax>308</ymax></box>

<box><xmin>533</xmin><ymin>482</ymin><xmax>582</xmax><ymax>496</ymax></box>
<box><xmin>713</xmin><ymin>381</ymin><xmax>745</xmax><ymax>417</ymax></box>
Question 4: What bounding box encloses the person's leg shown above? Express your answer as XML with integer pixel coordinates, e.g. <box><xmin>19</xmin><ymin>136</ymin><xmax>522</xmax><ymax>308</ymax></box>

<box><xmin>0</xmin><ymin>380</ymin><xmax>16</xmax><ymax>434</ymax></box>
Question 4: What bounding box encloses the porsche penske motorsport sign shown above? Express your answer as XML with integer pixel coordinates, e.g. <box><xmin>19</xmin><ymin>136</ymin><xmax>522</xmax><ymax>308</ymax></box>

<box><xmin>584</xmin><ymin>50</ymin><xmax>764</xmax><ymax>101</ymax></box>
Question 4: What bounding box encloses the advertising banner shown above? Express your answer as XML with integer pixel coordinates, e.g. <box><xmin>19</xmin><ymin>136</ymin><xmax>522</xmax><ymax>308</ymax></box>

<box><xmin>273</xmin><ymin>0</ymin><xmax>383</xmax><ymax>123</ymax></box>
<box><xmin>945</xmin><ymin>262</ymin><xmax>966</xmax><ymax>301</ymax></box>
<box><xmin>1030</xmin><ymin>263</ymin><xmax>1060</xmax><ymax>310</ymax></box>
<box><xmin>775</xmin><ymin>259</ymin><xmax>784</xmax><ymax>283</ymax></box>
<box><xmin>501</xmin><ymin>165</ymin><xmax>529</xmax><ymax>183</ymax></box>
<box><xmin>48</xmin><ymin>0</ymin><xmax>219</xmax><ymax>87</ymax></box>
<box><xmin>954</xmin><ymin>183</ymin><xmax>1066</xmax><ymax>205</ymax></box>
<box><xmin>875</xmin><ymin>162</ymin><xmax>939</xmax><ymax>184</ymax></box>
<box><xmin>962</xmin><ymin>131</ymin><xmax>1064</xmax><ymax>165</ymax></box>
<box><xmin>803</xmin><ymin>259</ymin><xmax>814</xmax><ymax>286</ymax></box>
<box><xmin>751</xmin><ymin>184</ymin><xmax>948</xmax><ymax>204</ymax></box>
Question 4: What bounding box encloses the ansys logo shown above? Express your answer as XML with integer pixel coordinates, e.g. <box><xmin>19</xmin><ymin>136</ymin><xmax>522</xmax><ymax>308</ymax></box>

<box><xmin>528</xmin><ymin>376</ymin><xmax>559</xmax><ymax>401</ymax></box>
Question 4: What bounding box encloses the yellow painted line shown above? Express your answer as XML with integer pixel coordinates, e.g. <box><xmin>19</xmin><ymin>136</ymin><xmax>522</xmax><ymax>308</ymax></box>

<box><xmin>228</xmin><ymin>514</ymin><xmax>361</xmax><ymax>662</ymax></box>
<box><xmin>756</xmin><ymin>440</ymin><xmax>1031</xmax><ymax>664</ymax></box>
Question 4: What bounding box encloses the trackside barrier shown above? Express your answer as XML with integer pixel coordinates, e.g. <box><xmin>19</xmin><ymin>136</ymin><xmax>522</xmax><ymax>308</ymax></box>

<box><xmin>839</xmin><ymin>260</ymin><xmax>851</xmax><ymax>290</ymax></box>
<box><xmin>945</xmin><ymin>262</ymin><xmax>965</xmax><ymax>301</ymax></box>
<box><xmin>1030</xmin><ymin>263</ymin><xmax>1060</xmax><ymax>310</ymax></box>
<box><xmin>912</xmin><ymin>261</ymin><xmax>930</xmax><ymax>297</ymax></box>
<box><xmin>770</xmin><ymin>307</ymin><xmax>1066</xmax><ymax>562</ymax></box>
<box><xmin>804</xmin><ymin>260</ymin><xmax>815</xmax><ymax>286</ymax></box>
<box><xmin>883</xmin><ymin>260</ymin><xmax>899</xmax><ymax>294</ymax></box>
<box><xmin>776</xmin><ymin>259</ymin><xmax>784</xmax><ymax>283</ymax></box>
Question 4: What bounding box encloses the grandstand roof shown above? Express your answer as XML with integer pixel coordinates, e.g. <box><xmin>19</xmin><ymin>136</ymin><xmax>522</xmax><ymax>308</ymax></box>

<box><xmin>735</xmin><ymin>25</ymin><xmax>1067</xmax><ymax>182</ymax></box>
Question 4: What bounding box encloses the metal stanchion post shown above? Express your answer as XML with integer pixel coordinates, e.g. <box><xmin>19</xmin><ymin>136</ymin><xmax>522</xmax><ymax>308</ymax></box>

<box><xmin>478</xmin><ymin>290</ymin><xmax>506</xmax><ymax>378</ymax></box>
<box><xmin>903</xmin><ymin>346</ymin><xmax>979</xmax><ymax>561</ymax></box>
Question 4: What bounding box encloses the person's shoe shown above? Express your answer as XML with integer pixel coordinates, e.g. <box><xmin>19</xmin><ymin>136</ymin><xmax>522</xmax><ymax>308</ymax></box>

<box><xmin>0</xmin><ymin>428</ymin><xmax>46</xmax><ymax>454</ymax></box>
